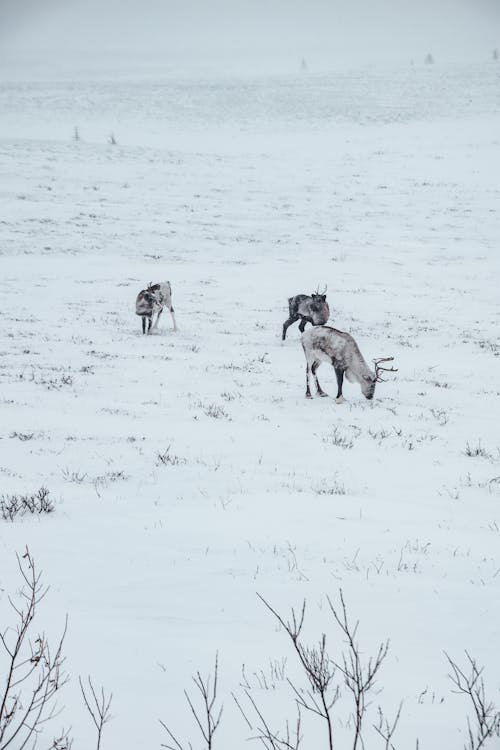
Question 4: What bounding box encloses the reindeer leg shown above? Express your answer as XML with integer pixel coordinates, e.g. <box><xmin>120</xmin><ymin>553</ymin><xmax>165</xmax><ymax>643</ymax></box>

<box><xmin>141</xmin><ymin>316</ymin><xmax>146</xmax><ymax>334</ymax></box>
<box><xmin>305</xmin><ymin>364</ymin><xmax>313</xmax><ymax>399</ymax></box>
<box><xmin>334</xmin><ymin>367</ymin><xmax>346</xmax><ymax>404</ymax></box>
<box><xmin>147</xmin><ymin>316</ymin><xmax>153</xmax><ymax>334</ymax></box>
<box><xmin>298</xmin><ymin>317</ymin><xmax>308</xmax><ymax>333</ymax></box>
<box><xmin>282</xmin><ymin>314</ymin><xmax>299</xmax><ymax>340</ymax></box>
<box><xmin>170</xmin><ymin>307</ymin><xmax>177</xmax><ymax>331</ymax></box>
<box><xmin>312</xmin><ymin>361</ymin><xmax>328</xmax><ymax>397</ymax></box>
<box><xmin>152</xmin><ymin>308</ymin><xmax>163</xmax><ymax>331</ymax></box>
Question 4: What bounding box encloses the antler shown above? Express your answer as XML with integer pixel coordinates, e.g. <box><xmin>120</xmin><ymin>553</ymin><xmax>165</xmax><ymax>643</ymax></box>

<box><xmin>314</xmin><ymin>283</ymin><xmax>328</xmax><ymax>295</ymax></box>
<box><xmin>373</xmin><ymin>357</ymin><xmax>398</xmax><ymax>382</ymax></box>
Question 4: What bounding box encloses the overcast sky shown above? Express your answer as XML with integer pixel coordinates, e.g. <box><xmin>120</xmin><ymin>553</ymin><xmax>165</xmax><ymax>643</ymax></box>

<box><xmin>1</xmin><ymin>0</ymin><xmax>499</xmax><ymax>74</ymax></box>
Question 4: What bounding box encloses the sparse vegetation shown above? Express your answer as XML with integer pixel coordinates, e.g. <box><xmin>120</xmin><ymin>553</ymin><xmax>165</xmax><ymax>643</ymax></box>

<box><xmin>464</xmin><ymin>440</ymin><xmax>493</xmax><ymax>459</ymax></box>
<box><xmin>0</xmin><ymin>487</ymin><xmax>54</xmax><ymax>520</ymax></box>
<box><xmin>313</xmin><ymin>479</ymin><xmax>347</xmax><ymax>496</ymax></box>
<box><xmin>9</xmin><ymin>430</ymin><xmax>35</xmax><ymax>441</ymax></box>
<box><xmin>322</xmin><ymin>425</ymin><xmax>360</xmax><ymax>449</ymax></box>
<box><xmin>157</xmin><ymin>446</ymin><xmax>187</xmax><ymax>466</ymax></box>
<box><xmin>204</xmin><ymin>403</ymin><xmax>231</xmax><ymax>420</ymax></box>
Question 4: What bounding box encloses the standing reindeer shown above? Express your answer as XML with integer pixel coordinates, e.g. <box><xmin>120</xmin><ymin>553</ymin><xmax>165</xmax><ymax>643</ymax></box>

<box><xmin>282</xmin><ymin>287</ymin><xmax>330</xmax><ymax>340</ymax></box>
<box><xmin>301</xmin><ymin>326</ymin><xmax>397</xmax><ymax>401</ymax></box>
<box><xmin>135</xmin><ymin>281</ymin><xmax>177</xmax><ymax>335</ymax></box>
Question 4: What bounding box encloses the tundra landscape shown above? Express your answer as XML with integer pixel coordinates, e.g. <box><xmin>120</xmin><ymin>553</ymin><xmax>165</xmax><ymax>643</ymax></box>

<box><xmin>1</xmin><ymin>31</ymin><xmax>500</xmax><ymax>750</ymax></box>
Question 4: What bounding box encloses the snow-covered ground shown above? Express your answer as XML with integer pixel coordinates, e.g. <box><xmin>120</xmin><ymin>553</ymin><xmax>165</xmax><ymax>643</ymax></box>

<box><xmin>1</xmin><ymin>62</ymin><xmax>499</xmax><ymax>748</ymax></box>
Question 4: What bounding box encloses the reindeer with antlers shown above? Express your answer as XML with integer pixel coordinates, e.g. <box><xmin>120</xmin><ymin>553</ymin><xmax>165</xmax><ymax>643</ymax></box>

<box><xmin>301</xmin><ymin>326</ymin><xmax>397</xmax><ymax>401</ymax></box>
<box><xmin>135</xmin><ymin>281</ymin><xmax>176</xmax><ymax>335</ymax></box>
<box><xmin>282</xmin><ymin>286</ymin><xmax>330</xmax><ymax>340</ymax></box>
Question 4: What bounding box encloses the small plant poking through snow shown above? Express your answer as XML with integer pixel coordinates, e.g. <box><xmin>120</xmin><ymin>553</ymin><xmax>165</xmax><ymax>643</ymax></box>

<box><xmin>464</xmin><ymin>441</ymin><xmax>493</xmax><ymax>459</ymax></box>
<box><xmin>313</xmin><ymin>480</ymin><xmax>347</xmax><ymax>496</ymax></box>
<box><xmin>157</xmin><ymin>446</ymin><xmax>187</xmax><ymax>466</ymax></box>
<box><xmin>1</xmin><ymin>487</ymin><xmax>54</xmax><ymax>521</ymax></box>
<box><xmin>204</xmin><ymin>403</ymin><xmax>231</xmax><ymax>420</ymax></box>
<box><xmin>322</xmin><ymin>425</ymin><xmax>361</xmax><ymax>449</ymax></box>
<box><xmin>9</xmin><ymin>431</ymin><xmax>36</xmax><ymax>441</ymax></box>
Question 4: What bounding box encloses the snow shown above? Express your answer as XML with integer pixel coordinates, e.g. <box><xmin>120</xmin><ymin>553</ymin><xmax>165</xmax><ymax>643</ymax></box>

<box><xmin>1</xmin><ymin>61</ymin><xmax>499</xmax><ymax>748</ymax></box>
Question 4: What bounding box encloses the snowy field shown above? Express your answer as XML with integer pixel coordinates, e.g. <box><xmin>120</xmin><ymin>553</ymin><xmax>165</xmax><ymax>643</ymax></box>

<box><xmin>1</xmin><ymin>62</ymin><xmax>500</xmax><ymax>748</ymax></box>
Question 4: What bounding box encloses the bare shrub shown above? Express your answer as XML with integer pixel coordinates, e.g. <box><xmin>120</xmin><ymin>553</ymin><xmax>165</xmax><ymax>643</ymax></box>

<box><xmin>79</xmin><ymin>676</ymin><xmax>113</xmax><ymax>750</ymax></box>
<box><xmin>256</xmin><ymin>591</ymin><xmax>392</xmax><ymax>750</ymax></box>
<box><xmin>445</xmin><ymin>651</ymin><xmax>500</xmax><ymax>750</ymax></box>
<box><xmin>257</xmin><ymin>596</ymin><xmax>338</xmax><ymax>750</ymax></box>
<box><xmin>327</xmin><ymin>591</ymin><xmax>389</xmax><ymax>749</ymax></box>
<box><xmin>160</xmin><ymin>653</ymin><xmax>223</xmax><ymax>750</ymax></box>
<box><xmin>233</xmin><ymin>690</ymin><xmax>302</xmax><ymax>750</ymax></box>
<box><xmin>373</xmin><ymin>702</ymin><xmax>403</xmax><ymax>749</ymax></box>
<box><xmin>0</xmin><ymin>548</ymin><xmax>69</xmax><ymax>749</ymax></box>
<box><xmin>1</xmin><ymin>487</ymin><xmax>54</xmax><ymax>521</ymax></box>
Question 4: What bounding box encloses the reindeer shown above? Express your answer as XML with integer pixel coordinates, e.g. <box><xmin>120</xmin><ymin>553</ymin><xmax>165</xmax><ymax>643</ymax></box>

<box><xmin>282</xmin><ymin>286</ymin><xmax>330</xmax><ymax>340</ymax></box>
<box><xmin>135</xmin><ymin>281</ymin><xmax>177</xmax><ymax>335</ymax></box>
<box><xmin>301</xmin><ymin>326</ymin><xmax>397</xmax><ymax>401</ymax></box>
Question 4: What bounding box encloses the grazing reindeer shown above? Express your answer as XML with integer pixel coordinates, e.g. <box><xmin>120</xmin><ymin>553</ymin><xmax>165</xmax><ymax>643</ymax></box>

<box><xmin>282</xmin><ymin>286</ymin><xmax>330</xmax><ymax>340</ymax></box>
<box><xmin>135</xmin><ymin>281</ymin><xmax>177</xmax><ymax>335</ymax></box>
<box><xmin>301</xmin><ymin>326</ymin><xmax>397</xmax><ymax>401</ymax></box>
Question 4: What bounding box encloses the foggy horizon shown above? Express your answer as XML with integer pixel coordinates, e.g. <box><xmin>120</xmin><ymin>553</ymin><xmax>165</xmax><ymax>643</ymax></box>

<box><xmin>1</xmin><ymin>0</ymin><xmax>499</xmax><ymax>77</ymax></box>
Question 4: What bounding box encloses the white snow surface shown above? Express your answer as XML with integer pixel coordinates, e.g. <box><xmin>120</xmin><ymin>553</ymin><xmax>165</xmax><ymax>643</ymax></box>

<box><xmin>1</xmin><ymin>63</ymin><xmax>500</xmax><ymax>748</ymax></box>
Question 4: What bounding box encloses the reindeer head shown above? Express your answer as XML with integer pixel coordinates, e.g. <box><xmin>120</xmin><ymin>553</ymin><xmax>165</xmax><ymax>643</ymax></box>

<box><xmin>360</xmin><ymin>357</ymin><xmax>397</xmax><ymax>400</ymax></box>
<box><xmin>311</xmin><ymin>284</ymin><xmax>328</xmax><ymax>303</ymax></box>
<box><xmin>309</xmin><ymin>285</ymin><xmax>329</xmax><ymax>324</ymax></box>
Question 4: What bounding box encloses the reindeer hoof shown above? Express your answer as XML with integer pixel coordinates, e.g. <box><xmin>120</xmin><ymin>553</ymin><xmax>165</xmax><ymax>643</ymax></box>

<box><xmin>319</xmin><ymin>392</ymin><xmax>329</xmax><ymax>398</ymax></box>
<box><xmin>306</xmin><ymin>393</ymin><xmax>313</xmax><ymax>400</ymax></box>
<box><xmin>335</xmin><ymin>396</ymin><xmax>346</xmax><ymax>404</ymax></box>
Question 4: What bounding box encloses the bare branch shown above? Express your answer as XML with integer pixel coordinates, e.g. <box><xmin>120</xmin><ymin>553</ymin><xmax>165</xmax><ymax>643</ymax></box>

<box><xmin>327</xmin><ymin>589</ymin><xmax>390</xmax><ymax>750</ymax></box>
<box><xmin>445</xmin><ymin>651</ymin><xmax>500</xmax><ymax>750</ymax></box>
<box><xmin>0</xmin><ymin>548</ymin><xmax>68</xmax><ymax>750</ymax></box>
<box><xmin>257</xmin><ymin>594</ymin><xmax>337</xmax><ymax>750</ymax></box>
<box><xmin>160</xmin><ymin>653</ymin><xmax>223</xmax><ymax>750</ymax></box>
<box><xmin>373</xmin><ymin>703</ymin><xmax>403</xmax><ymax>750</ymax></box>
<box><xmin>78</xmin><ymin>676</ymin><xmax>112</xmax><ymax>750</ymax></box>
<box><xmin>234</xmin><ymin>688</ymin><xmax>301</xmax><ymax>750</ymax></box>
